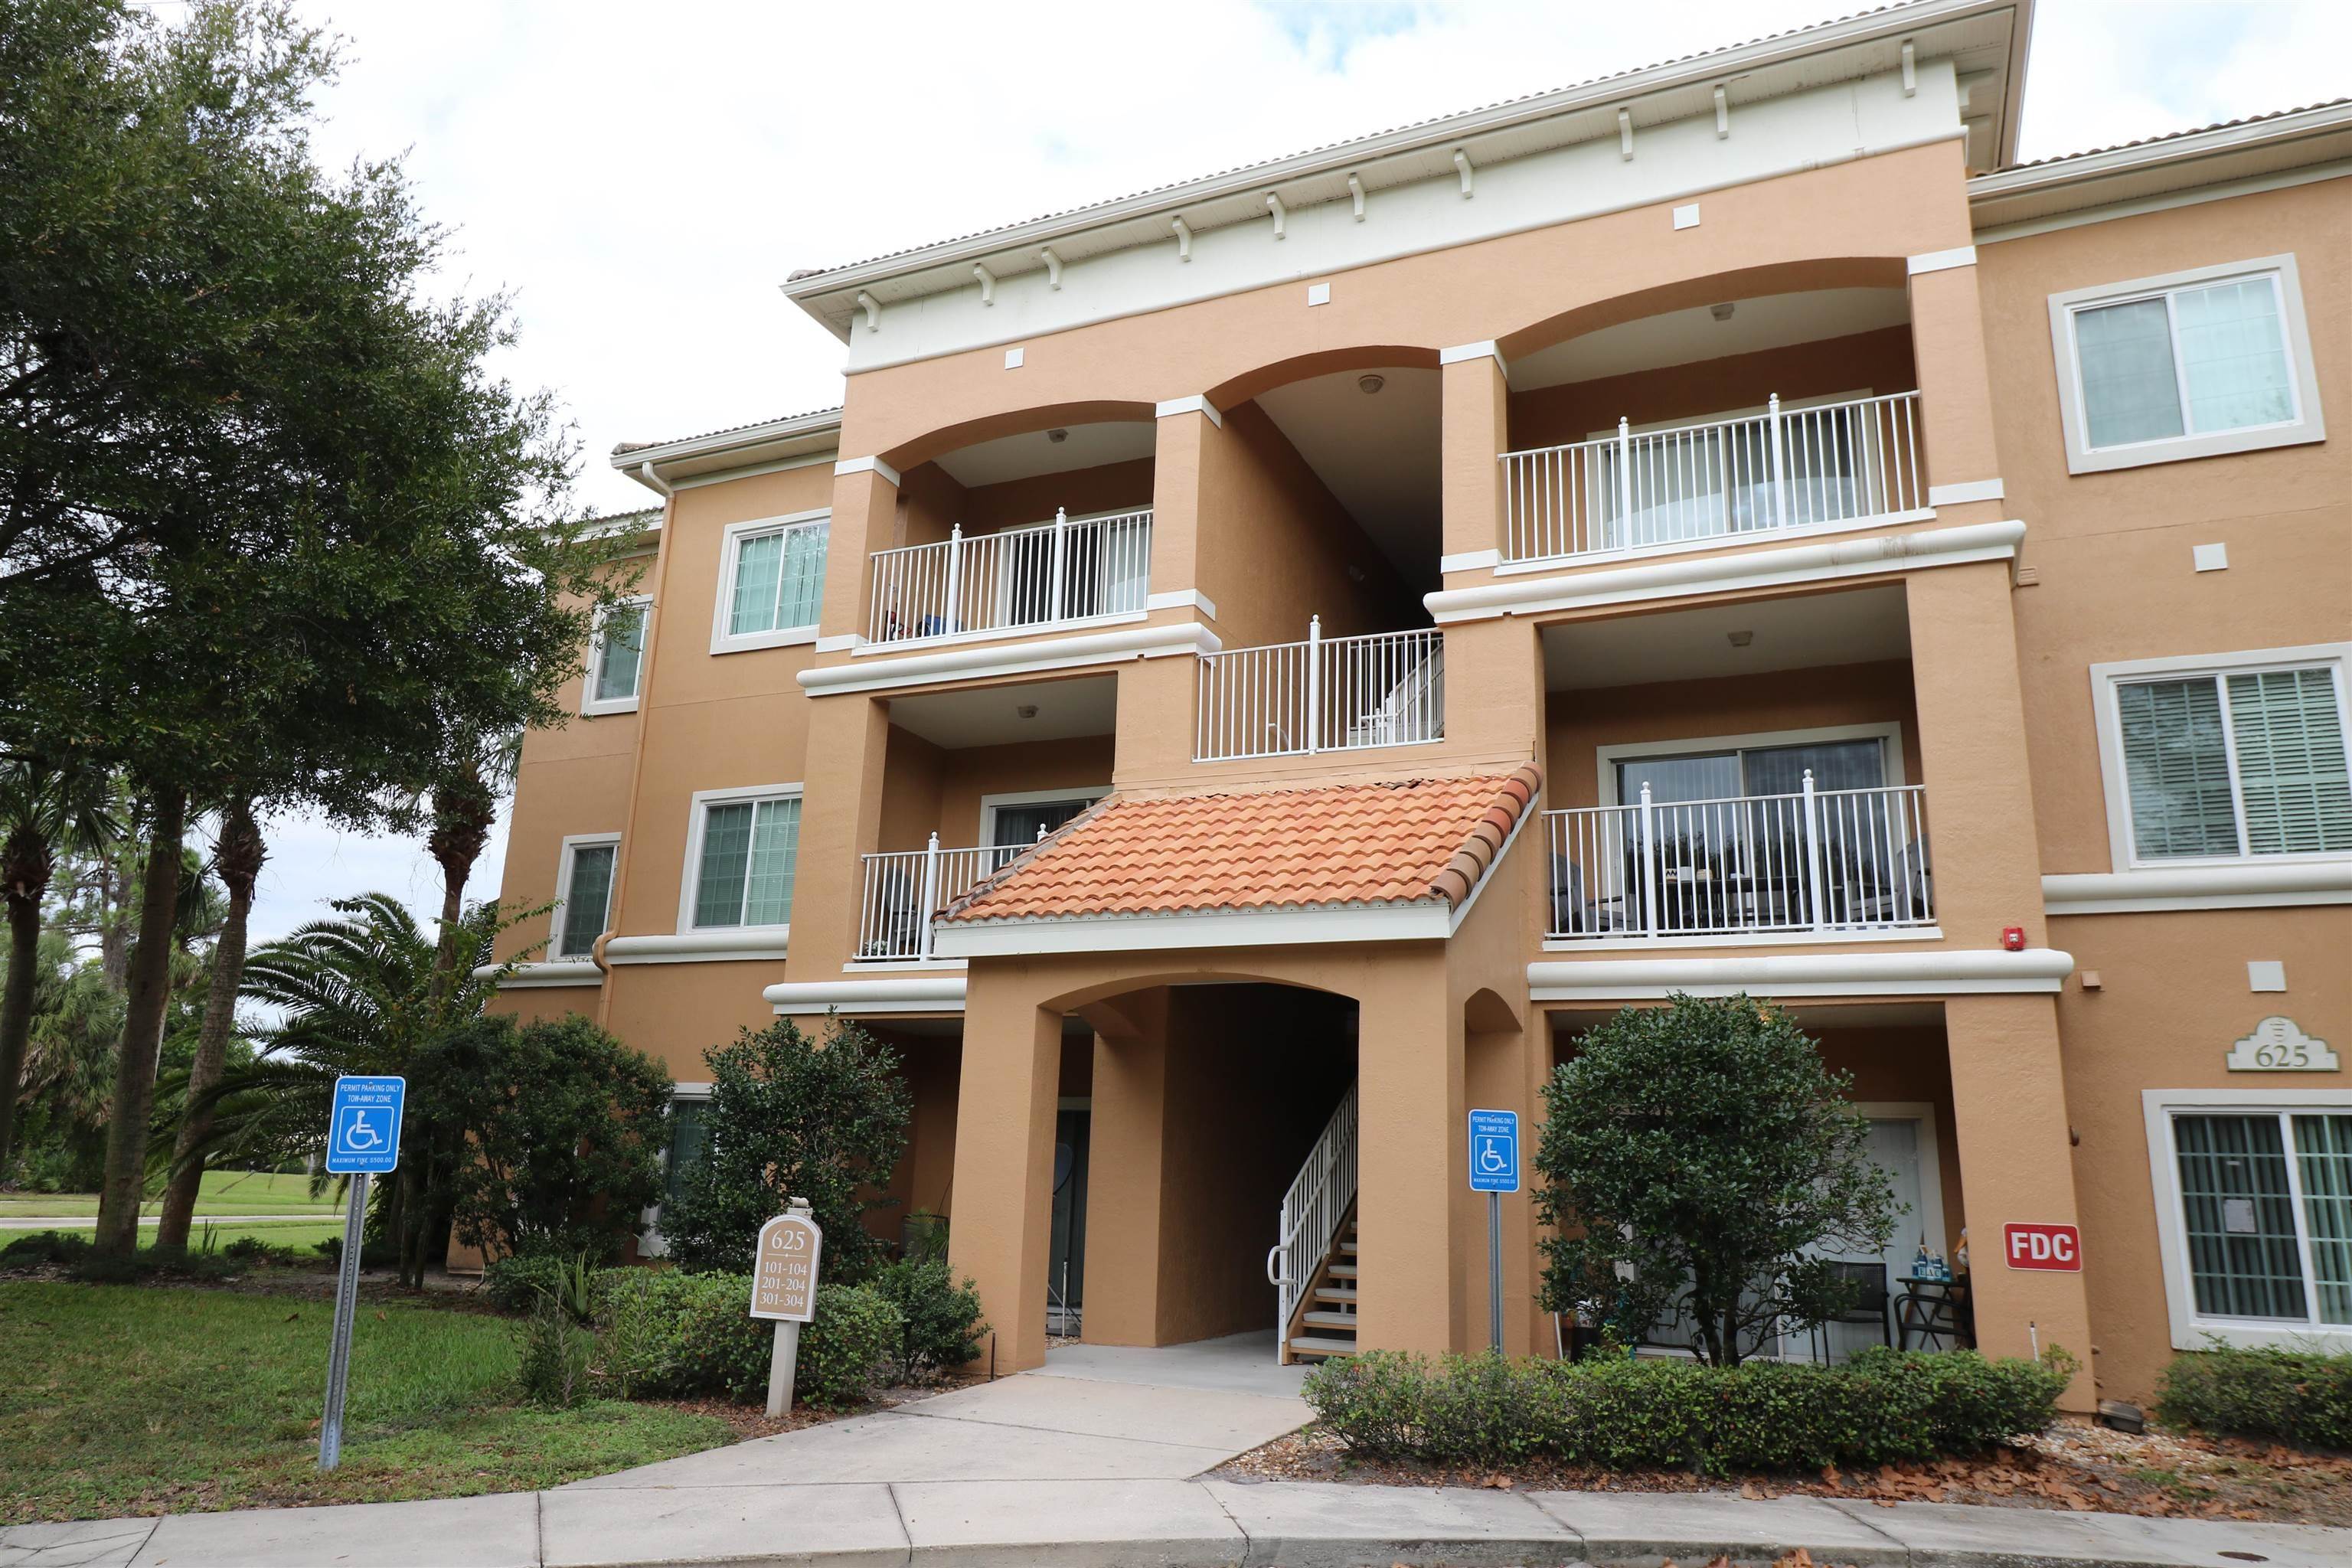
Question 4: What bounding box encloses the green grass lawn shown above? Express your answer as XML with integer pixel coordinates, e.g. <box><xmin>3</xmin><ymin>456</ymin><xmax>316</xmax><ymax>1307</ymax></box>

<box><xmin>0</xmin><ymin>1281</ymin><xmax>740</xmax><ymax>1522</ymax></box>
<box><xmin>6</xmin><ymin>1218</ymin><xmax>350</xmax><ymax>1255</ymax></box>
<box><xmin>0</xmin><ymin>1170</ymin><xmax>341</xmax><ymax>1220</ymax></box>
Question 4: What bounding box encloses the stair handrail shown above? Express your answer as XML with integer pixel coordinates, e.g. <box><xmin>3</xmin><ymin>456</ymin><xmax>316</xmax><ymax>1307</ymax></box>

<box><xmin>1267</xmin><ymin>1078</ymin><xmax>1358</xmax><ymax>1356</ymax></box>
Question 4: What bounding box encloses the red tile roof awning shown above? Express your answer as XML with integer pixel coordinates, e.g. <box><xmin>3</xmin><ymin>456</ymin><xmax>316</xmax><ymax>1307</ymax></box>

<box><xmin>939</xmin><ymin>766</ymin><xmax>1541</xmax><ymax>928</ymax></box>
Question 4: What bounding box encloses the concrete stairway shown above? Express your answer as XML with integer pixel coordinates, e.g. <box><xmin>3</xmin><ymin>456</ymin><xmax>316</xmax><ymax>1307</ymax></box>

<box><xmin>1285</xmin><ymin>1214</ymin><xmax>1358</xmax><ymax>1361</ymax></box>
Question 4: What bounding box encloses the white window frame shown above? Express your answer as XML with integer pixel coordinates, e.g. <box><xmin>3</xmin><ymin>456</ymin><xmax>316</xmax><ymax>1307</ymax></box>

<box><xmin>710</xmin><ymin>510</ymin><xmax>830</xmax><ymax>655</ymax></box>
<box><xmin>639</xmin><ymin>1081</ymin><xmax>714</xmax><ymax>1259</ymax></box>
<box><xmin>550</xmin><ymin>832</ymin><xmax>622</xmax><ymax>959</ymax></box>
<box><xmin>582</xmin><ymin>596</ymin><xmax>652</xmax><ymax>716</ymax></box>
<box><xmin>1594</xmin><ymin>722</ymin><xmax>1907</xmax><ymax>807</ymax></box>
<box><xmin>2049</xmin><ymin>253</ymin><xmax>2325</xmax><ymax>475</ymax></box>
<box><xmin>677</xmin><ymin>782</ymin><xmax>805</xmax><ymax>936</ymax></box>
<box><xmin>2142</xmin><ymin>1088</ymin><xmax>2352</xmax><ymax>1352</ymax></box>
<box><xmin>977</xmin><ymin>785</ymin><xmax>1111</xmax><ymax>849</ymax></box>
<box><xmin>2090</xmin><ymin>643</ymin><xmax>2352</xmax><ymax>872</ymax></box>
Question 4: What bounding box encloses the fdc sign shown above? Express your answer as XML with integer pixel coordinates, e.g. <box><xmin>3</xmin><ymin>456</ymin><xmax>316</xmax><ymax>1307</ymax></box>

<box><xmin>2003</xmin><ymin>1222</ymin><xmax>2082</xmax><ymax>1272</ymax></box>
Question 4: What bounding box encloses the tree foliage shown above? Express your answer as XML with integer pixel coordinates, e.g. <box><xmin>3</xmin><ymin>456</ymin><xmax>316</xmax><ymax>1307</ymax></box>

<box><xmin>661</xmin><ymin>1017</ymin><xmax>912</xmax><ymax>1281</ymax></box>
<box><xmin>1535</xmin><ymin>993</ymin><xmax>1900</xmax><ymax>1366</ymax></box>
<box><xmin>438</xmin><ymin>1012</ymin><xmax>673</xmax><ymax>1264</ymax></box>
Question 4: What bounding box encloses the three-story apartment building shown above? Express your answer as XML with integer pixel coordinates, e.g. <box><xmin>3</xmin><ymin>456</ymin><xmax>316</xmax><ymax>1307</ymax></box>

<box><xmin>488</xmin><ymin>0</ymin><xmax>2350</xmax><ymax>1410</ymax></box>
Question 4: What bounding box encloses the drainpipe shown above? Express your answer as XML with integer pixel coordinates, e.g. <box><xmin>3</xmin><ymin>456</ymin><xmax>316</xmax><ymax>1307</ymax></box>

<box><xmin>594</xmin><ymin>462</ymin><xmax>678</xmax><ymax>1030</ymax></box>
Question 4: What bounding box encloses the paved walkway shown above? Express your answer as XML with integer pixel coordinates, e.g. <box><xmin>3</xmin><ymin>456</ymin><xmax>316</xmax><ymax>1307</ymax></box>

<box><xmin>7</xmin><ymin>1332</ymin><xmax>2347</xmax><ymax>1566</ymax></box>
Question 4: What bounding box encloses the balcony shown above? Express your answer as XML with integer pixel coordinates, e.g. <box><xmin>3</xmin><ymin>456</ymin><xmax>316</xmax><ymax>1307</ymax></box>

<box><xmin>1544</xmin><ymin>777</ymin><xmax>1934</xmax><ymax>943</ymax></box>
<box><xmin>1194</xmin><ymin>622</ymin><xmax>1443</xmax><ymax>763</ymax></box>
<box><xmin>867</xmin><ymin>508</ymin><xmax>1153</xmax><ymax>647</ymax></box>
<box><xmin>854</xmin><ymin>835</ymin><xmax>1028</xmax><ymax>962</ymax></box>
<box><xmin>1501</xmin><ymin>390</ymin><xmax>1926</xmax><ymax>565</ymax></box>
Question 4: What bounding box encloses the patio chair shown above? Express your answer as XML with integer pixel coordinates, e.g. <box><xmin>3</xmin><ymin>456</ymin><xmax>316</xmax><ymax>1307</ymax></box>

<box><xmin>1808</xmin><ymin>1260</ymin><xmax>1893</xmax><ymax>1362</ymax></box>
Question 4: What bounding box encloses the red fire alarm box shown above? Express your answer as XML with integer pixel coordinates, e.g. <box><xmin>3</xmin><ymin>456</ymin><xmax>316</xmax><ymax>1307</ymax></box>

<box><xmin>2001</xmin><ymin>926</ymin><xmax>2027</xmax><ymax>952</ymax></box>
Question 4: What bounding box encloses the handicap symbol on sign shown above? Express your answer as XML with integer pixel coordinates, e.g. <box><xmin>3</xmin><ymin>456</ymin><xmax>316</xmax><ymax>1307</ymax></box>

<box><xmin>1478</xmin><ymin>1138</ymin><xmax>1511</xmax><ymax>1173</ymax></box>
<box><xmin>338</xmin><ymin>1109</ymin><xmax>385</xmax><ymax>1152</ymax></box>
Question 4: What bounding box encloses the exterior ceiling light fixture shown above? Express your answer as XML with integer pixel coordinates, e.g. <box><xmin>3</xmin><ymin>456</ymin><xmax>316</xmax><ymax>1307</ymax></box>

<box><xmin>1016</xmin><ymin>704</ymin><xmax>1040</xmax><ymax>719</ymax></box>
<box><xmin>1357</xmin><ymin>374</ymin><xmax>1386</xmax><ymax>394</ymax></box>
<box><xmin>1711</xmin><ymin>302</ymin><xmax>1736</xmax><ymax>322</ymax></box>
<box><xmin>1726</xmin><ymin>629</ymin><xmax>1754</xmax><ymax>647</ymax></box>
<box><xmin>1047</xmin><ymin>429</ymin><xmax>1068</xmax><ymax>443</ymax></box>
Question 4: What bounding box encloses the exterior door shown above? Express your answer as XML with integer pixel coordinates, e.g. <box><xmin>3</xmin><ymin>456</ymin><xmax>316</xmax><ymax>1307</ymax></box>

<box><xmin>1048</xmin><ymin>1105</ymin><xmax>1089</xmax><ymax>1334</ymax></box>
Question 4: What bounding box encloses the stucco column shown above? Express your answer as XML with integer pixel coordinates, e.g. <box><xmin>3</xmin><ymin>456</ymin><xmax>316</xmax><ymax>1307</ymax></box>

<box><xmin>1903</xmin><ymin>560</ymin><xmax>2047</xmax><ymax>948</ymax></box>
<box><xmin>1440</xmin><ymin>348</ymin><xmax>1509</xmax><ymax>564</ymax></box>
<box><xmin>820</xmin><ymin>460</ymin><xmax>900</xmax><ymax>642</ymax></box>
<box><xmin>1944</xmin><ymin>993</ymin><xmax>2096</xmax><ymax>1411</ymax></box>
<box><xmin>1148</xmin><ymin>404</ymin><xmax>1219</xmax><ymax>600</ymax></box>
<box><xmin>1906</xmin><ymin>260</ymin><xmax>2005</xmax><ymax>522</ymax></box>
<box><xmin>780</xmin><ymin>693</ymin><xmax>890</xmax><ymax>980</ymax></box>
<box><xmin>1462</xmin><ymin>1007</ymin><xmax>1540</xmax><ymax>1356</ymax></box>
<box><xmin>1355</xmin><ymin>949</ymin><xmax>1466</xmax><ymax>1354</ymax></box>
<box><xmin>1079</xmin><ymin>991</ymin><xmax>1173</xmax><ymax>1345</ymax></box>
<box><xmin>947</xmin><ymin>966</ymin><xmax>1061</xmax><ymax>1374</ymax></box>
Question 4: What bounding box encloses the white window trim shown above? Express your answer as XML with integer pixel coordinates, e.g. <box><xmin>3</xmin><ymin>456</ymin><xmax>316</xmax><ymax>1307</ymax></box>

<box><xmin>582</xmin><ymin>596</ymin><xmax>652</xmax><ymax>716</ymax></box>
<box><xmin>2142</xmin><ymin>1088</ymin><xmax>2352</xmax><ymax>1352</ymax></box>
<box><xmin>640</xmin><ymin>1081</ymin><xmax>716</xmax><ymax>1259</ymax></box>
<box><xmin>550</xmin><ymin>832</ymin><xmax>622</xmax><ymax>960</ymax></box>
<box><xmin>1594</xmin><ymin>722</ymin><xmax>1907</xmax><ymax>807</ymax></box>
<box><xmin>976</xmin><ymin>786</ymin><xmax>1110</xmax><ymax>849</ymax></box>
<box><xmin>2048</xmin><ymin>253</ymin><xmax>2325</xmax><ymax>475</ymax></box>
<box><xmin>2089</xmin><ymin>643</ymin><xmax>2352</xmax><ymax>874</ymax></box>
<box><xmin>710</xmin><ymin>509</ymin><xmax>830</xmax><ymax>655</ymax></box>
<box><xmin>676</xmin><ymin>782</ymin><xmax>805</xmax><ymax>936</ymax></box>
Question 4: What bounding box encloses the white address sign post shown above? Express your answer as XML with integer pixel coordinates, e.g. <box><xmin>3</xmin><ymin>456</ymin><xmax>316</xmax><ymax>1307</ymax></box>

<box><xmin>750</xmin><ymin>1198</ymin><xmax>823</xmax><ymax>1416</ymax></box>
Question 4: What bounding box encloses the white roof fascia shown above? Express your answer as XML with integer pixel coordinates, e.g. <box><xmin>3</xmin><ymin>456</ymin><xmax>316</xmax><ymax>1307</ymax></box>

<box><xmin>783</xmin><ymin>0</ymin><xmax>2030</xmax><ymax>338</ymax></box>
<box><xmin>1968</xmin><ymin>100</ymin><xmax>2352</xmax><ymax>202</ymax></box>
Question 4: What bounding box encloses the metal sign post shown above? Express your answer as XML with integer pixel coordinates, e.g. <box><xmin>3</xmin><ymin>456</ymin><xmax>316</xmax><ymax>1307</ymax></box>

<box><xmin>319</xmin><ymin>1075</ymin><xmax>406</xmax><ymax>1472</ymax></box>
<box><xmin>1467</xmin><ymin>1109</ymin><xmax>1521</xmax><ymax>1352</ymax></box>
<box><xmin>750</xmin><ymin>1198</ymin><xmax>823</xmax><ymax>1417</ymax></box>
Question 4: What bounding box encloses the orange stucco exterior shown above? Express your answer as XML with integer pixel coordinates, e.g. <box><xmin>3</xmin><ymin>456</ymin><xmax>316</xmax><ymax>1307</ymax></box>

<box><xmin>488</xmin><ymin>24</ymin><xmax>2349</xmax><ymax>1412</ymax></box>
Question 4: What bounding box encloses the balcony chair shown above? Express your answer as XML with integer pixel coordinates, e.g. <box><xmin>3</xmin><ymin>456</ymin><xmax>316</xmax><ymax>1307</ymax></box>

<box><xmin>1807</xmin><ymin>1259</ymin><xmax>1893</xmax><ymax>1363</ymax></box>
<box><xmin>859</xmin><ymin>865</ymin><xmax>925</xmax><ymax>960</ymax></box>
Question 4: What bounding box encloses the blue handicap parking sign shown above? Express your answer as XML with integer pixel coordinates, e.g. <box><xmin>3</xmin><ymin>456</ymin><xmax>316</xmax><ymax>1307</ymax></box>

<box><xmin>326</xmin><ymin>1076</ymin><xmax>406</xmax><ymax>1174</ymax></box>
<box><xmin>1467</xmin><ymin>1109</ymin><xmax>1519</xmax><ymax>1194</ymax></box>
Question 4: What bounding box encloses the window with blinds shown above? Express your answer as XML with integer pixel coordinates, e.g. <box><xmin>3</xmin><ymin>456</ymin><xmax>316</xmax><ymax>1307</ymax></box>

<box><xmin>727</xmin><ymin>519</ymin><xmax>829</xmax><ymax>637</ymax></box>
<box><xmin>2073</xmin><ymin>273</ymin><xmax>2297</xmax><ymax>451</ymax></box>
<box><xmin>589</xmin><ymin>603</ymin><xmax>646</xmax><ymax>705</ymax></box>
<box><xmin>556</xmin><ymin>841</ymin><xmax>617</xmax><ymax>958</ymax></box>
<box><xmin>2169</xmin><ymin>1110</ymin><xmax>2352</xmax><ymax>1328</ymax></box>
<box><xmin>691</xmin><ymin>795</ymin><xmax>802</xmax><ymax>928</ymax></box>
<box><xmin>2116</xmin><ymin>663</ymin><xmax>2351</xmax><ymax>862</ymax></box>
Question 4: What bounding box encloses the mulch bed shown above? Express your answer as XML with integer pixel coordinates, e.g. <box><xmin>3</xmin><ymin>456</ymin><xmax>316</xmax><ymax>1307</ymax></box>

<box><xmin>1215</xmin><ymin>1415</ymin><xmax>2352</xmax><ymax>1527</ymax></box>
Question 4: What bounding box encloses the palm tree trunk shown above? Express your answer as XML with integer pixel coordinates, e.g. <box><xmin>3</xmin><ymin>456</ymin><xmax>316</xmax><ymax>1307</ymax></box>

<box><xmin>403</xmin><ymin>764</ymin><xmax>494</xmax><ymax>1285</ymax></box>
<box><xmin>0</xmin><ymin>890</ymin><xmax>41</xmax><ymax>1178</ymax></box>
<box><xmin>155</xmin><ymin>801</ymin><xmax>264</xmax><ymax>1249</ymax></box>
<box><xmin>93</xmin><ymin>787</ymin><xmax>188</xmax><ymax>1257</ymax></box>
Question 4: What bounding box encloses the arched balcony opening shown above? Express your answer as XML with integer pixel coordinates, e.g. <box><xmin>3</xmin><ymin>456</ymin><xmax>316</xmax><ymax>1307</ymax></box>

<box><xmin>1498</xmin><ymin>266</ymin><xmax>1927</xmax><ymax>566</ymax></box>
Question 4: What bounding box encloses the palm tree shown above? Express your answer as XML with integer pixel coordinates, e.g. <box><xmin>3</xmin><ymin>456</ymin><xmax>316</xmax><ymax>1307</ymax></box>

<box><xmin>0</xmin><ymin>758</ymin><xmax>122</xmax><ymax>1178</ymax></box>
<box><xmin>423</xmin><ymin>730</ymin><xmax>521</xmax><ymax>995</ymax></box>
<box><xmin>185</xmin><ymin>892</ymin><xmax>522</xmax><ymax>1283</ymax></box>
<box><xmin>155</xmin><ymin>798</ymin><xmax>266</xmax><ymax>1246</ymax></box>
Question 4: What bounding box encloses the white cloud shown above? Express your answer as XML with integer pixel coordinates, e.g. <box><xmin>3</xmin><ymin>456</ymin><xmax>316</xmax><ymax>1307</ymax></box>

<box><xmin>242</xmin><ymin>0</ymin><xmax>2346</xmax><ymax>946</ymax></box>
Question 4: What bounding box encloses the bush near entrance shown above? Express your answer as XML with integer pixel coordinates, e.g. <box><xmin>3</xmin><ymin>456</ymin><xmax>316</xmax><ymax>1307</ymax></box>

<box><xmin>1305</xmin><ymin>1348</ymin><xmax>2075</xmax><ymax>1474</ymax></box>
<box><xmin>597</xmin><ymin>1269</ymin><xmax>900</xmax><ymax>1408</ymax></box>
<box><xmin>2158</xmin><ymin>1344</ymin><xmax>2352</xmax><ymax>1450</ymax></box>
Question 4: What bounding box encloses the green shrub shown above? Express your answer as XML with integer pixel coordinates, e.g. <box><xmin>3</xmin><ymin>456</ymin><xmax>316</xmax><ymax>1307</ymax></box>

<box><xmin>796</xmin><ymin>1282</ymin><xmax>902</xmax><ymax>1408</ymax></box>
<box><xmin>0</xmin><ymin>1230</ymin><xmax>91</xmax><ymax>1268</ymax></box>
<box><xmin>220</xmin><ymin>1235</ymin><xmax>311</xmax><ymax>1266</ymax></box>
<box><xmin>1305</xmin><ymin>1348</ymin><xmax>2073</xmax><ymax>1474</ymax></box>
<box><xmin>874</xmin><ymin>1258</ymin><xmax>986</xmax><ymax>1377</ymax></box>
<box><xmin>483</xmin><ymin>1248</ymin><xmax>603</xmax><ymax>1320</ymax></box>
<box><xmin>514</xmin><ymin>1295</ymin><xmax>595</xmax><ymax>1407</ymax></box>
<box><xmin>597</xmin><ymin>1268</ymin><xmax>902</xmax><ymax>1408</ymax></box>
<box><xmin>2158</xmin><ymin>1344</ymin><xmax>2352</xmax><ymax>1450</ymax></box>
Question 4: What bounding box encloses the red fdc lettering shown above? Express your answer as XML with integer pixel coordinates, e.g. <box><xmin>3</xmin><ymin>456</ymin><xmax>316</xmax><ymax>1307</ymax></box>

<box><xmin>2003</xmin><ymin>1221</ymin><xmax>2082</xmax><ymax>1272</ymax></box>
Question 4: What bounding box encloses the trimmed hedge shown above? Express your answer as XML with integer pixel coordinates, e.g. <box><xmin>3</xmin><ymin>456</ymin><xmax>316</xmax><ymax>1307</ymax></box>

<box><xmin>1305</xmin><ymin>1347</ymin><xmax>2073</xmax><ymax>1473</ymax></box>
<box><xmin>873</xmin><ymin>1258</ymin><xmax>987</xmax><ymax>1377</ymax></box>
<box><xmin>2158</xmin><ymin>1345</ymin><xmax>2352</xmax><ymax>1450</ymax></box>
<box><xmin>598</xmin><ymin>1269</ymin><xmax>900</xmax><ymax>1408</ymax></box>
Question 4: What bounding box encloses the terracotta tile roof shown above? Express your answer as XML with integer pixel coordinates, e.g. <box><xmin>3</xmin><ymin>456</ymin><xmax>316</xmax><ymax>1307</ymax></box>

<box><xmin>939</xmin><ymin>766</ymin><xmax>1542</xmax><ymax>926</ymax></box>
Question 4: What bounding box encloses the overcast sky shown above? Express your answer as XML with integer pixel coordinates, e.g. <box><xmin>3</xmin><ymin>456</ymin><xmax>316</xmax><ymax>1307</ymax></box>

<box><xmin>216</xmin><ymin>0</ymin><xmax>2348</xmax><ymax>946</ymax></box>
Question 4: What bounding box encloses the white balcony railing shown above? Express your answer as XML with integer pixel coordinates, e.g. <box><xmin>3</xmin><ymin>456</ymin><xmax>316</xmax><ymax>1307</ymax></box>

<box><xmin>867</xmin><ymin>508</ymin><xmax>1152</xmax><ymax>645</ymax></box>
<box><xmin>1545</xmin><ymin>776</ymin><xmax>1933</xmax><ymax>941</ymax></box>
<box><xmin>1194</xmin><ymin>621</ymin><xmax>1443</xmax><ymax>762</ymax></box>
<box><xmin>855</xmin><ymin>835</ymin><xmax>1027</xmax><ymax>962</ymax></box>
<box><xmin>1501</xmin><ymin>390</ymin><xmax>1925</xmax><ymax>564</ymax></box>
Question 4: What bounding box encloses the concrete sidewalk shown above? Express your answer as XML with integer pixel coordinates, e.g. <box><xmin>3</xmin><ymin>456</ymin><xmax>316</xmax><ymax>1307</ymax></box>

<box><xmin>8</xmin><ymin>1335</ymin><xmax>2346</xmax><ymax>1566</ymax></box>
<box><xmin>10</xmin><ymin>1481</ymin><xmax>2347</xmax><ymax>1567</ymax></box>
